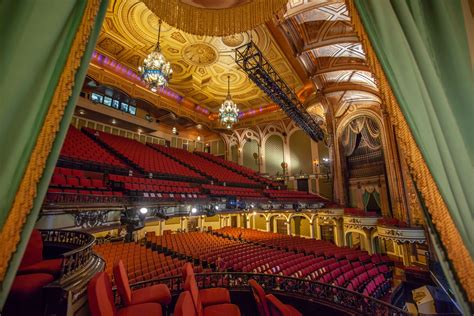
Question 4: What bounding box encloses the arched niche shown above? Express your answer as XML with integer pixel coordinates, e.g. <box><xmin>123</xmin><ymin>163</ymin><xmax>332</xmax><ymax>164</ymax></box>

<box><xmin>243</xmin><ymin>140</ymin><xmax>259</xmax><ymax>171</ymax></box>
<box><xmin>289</xmin><ymin>130</ymin><xmax>312</xmax><ymax>175</ymax></box>
<box><xmin>339</xmin><ymin>115</ymin><xmax>386</xmax><ymax>215</ymax></box>
<box><xmin>264</xmin><ymin>134</ymin><xmax>284</xmax><ymax>175</ymax></box>
<box><xmin>230</xmin><ymin>144</ymin><xmax>238</xmax><ymax>163</ymax></box>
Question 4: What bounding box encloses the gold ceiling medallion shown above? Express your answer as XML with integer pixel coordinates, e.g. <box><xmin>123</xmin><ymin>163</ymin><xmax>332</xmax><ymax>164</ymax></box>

<box><xmin>141</xmin><ymin>0</ymin><xmax>288</xmax><ymax>36</ymax></box>
<box><xmin>182</xmin><ymin>43</ymin><xmax>218</xmax><ymax>66</ymax></box>
<box><xmin>222</xmin><ymin>34</ymin><xmax>245</xmax><ymax>47</ymax></box>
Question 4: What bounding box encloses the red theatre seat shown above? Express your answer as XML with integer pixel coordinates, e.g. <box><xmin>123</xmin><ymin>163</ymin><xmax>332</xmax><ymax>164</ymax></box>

<box><xmin>174</xmin><ymin>291</ymin><xmax>197</xmax><ymax>316</ymax></box>
<box><xmin>266</xmin><ymin>294</ymin><xmax>302</xmax><ymax>316</ymax></box>
<box><xmin>182</xmin><ymin>262</ymin><xmax>231</xmax><ymax>307</ymax></box>
<box><xmin>184</xmin><ymin>274</ymin><xmax>241</xmax><ymax>316</ymax></box>
<box><xmin>88</xmin><ymin>272</ymin><xmax>162</xmax><ymax>316</ymax></box>
<box><xmin>113</xmin><ymin>260</ymin><xmax>171</xmax><ymax>306</ymax></box>
<box><xmin>3</xmin><ymin>273</ymin><xmax>54</xmax><ymax>316</ymax></box>
<box><xmin>18</xmin><ymin>230</ymin><xmax>63</xmax><ymax>277</ymax></box>
<box><xmin>249</xmin><ymin>279</ymin><xmax>302</xmax><ymax>316</ymax></box>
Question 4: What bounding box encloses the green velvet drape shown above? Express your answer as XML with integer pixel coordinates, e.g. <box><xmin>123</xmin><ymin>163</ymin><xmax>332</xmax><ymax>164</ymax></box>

<box><xmin>355</xmin><ymin>0</ymin><xmax>474</xmax><ymax>311</ymax></box>
<box><xmin>0</xmin><ymin>0</ymin><xmax>108</xmax><ymax>309</ymax></box>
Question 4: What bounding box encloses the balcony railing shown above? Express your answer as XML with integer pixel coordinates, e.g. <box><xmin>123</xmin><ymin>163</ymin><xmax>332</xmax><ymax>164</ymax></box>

<box><xmin>126</xmin><ymin>272</ymin><xmax>407</xmax><ymax>315</ymax></box>
<box><xmin>39</xmin><ymin>230</ymin><xmax>100</xmax><ymax>284</ymax></box>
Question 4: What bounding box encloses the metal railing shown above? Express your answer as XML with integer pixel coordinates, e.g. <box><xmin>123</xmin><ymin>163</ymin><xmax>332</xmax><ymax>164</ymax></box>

<box><xmin>40</xmin><ymin>229</ymin><xmax>97</xmax><ymax>283</ymax></box>
<box><xmin>127</xmin><ymin>272</ymin><xmax>407</xmax><ymax>315</ymax></box>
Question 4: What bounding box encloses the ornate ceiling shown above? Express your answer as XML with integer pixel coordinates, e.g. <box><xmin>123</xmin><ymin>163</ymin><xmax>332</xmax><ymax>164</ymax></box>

<box><xmin>96</xmin><ymin>0</ymin><xmax>304</xmax><ymax>113</ymax></box>
<box><xmin>279</xmin><ymin>0</ymin><xmax>381</xmax><ymax>120</ymax></box>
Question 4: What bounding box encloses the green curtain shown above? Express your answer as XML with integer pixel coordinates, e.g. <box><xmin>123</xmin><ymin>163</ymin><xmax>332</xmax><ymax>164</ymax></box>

<box><xmin>373</xmin><ymin>191</ymin><xmax>381</xmax><ymax>208</ymax></box>
<box><xmin>0</xmin><ymin>0</ymin><xmax>108</xmax><ymax>308</ymax></box>
<box><xmin>355</xmin><ymin>0</ymin><xmax>474</xmax><ymax>311</ymax></box>
<box><xmin>362</xmin><ymin>190</ymin><xmax>370</xmax><ymax>210</ymax></box>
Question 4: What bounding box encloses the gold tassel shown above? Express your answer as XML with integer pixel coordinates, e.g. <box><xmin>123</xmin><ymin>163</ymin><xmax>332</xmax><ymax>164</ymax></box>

<box><xmin>0</xmin><ymin>0</ymin><xmax>103</xmax><ymax>281</ymax></box>
<box><xmin>141</xmin><ymin>0</ymin><xmax>288</xmax><ymax>36</ymax></box>
<box><xmin>345</xmin><ymin>0</ymin><xmax>474</xmax><ymax>301</ymax></box>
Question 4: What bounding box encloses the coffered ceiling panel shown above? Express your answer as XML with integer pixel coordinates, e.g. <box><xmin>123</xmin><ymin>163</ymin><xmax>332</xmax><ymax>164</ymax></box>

<box><xmin>97</xmin><ymin>0</ymin><xmax>303</xmax><ymax>113</ymax></box>
<box><xmin>279</xmin><ymin>0</ymin><xmax>381</xmax><ymax>113</ymax></box>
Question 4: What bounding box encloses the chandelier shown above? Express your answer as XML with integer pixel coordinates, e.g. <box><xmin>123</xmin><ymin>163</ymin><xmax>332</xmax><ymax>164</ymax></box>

<box><xmin>219</xmin><ymin>76</ymin><xmax>239</xmax><ymax>129</ymax></box>
<box><xmin>138</xmin><ymin>19</ymin><xmax>172</xmax><ymax>92</ymax></box>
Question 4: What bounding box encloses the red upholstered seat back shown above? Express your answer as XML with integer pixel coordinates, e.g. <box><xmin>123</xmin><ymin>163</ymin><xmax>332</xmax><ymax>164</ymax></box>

<box><xmin>87</xmin><ymin>272</ymin><xmax>117</xmax><ymax>316</ymax></box>
<box><xmin>20</xmin><ymin>229</ymin><xmax>44</xmax><ymax>268</ymax></box>
<box><xmin>266</xmin><ymin>294</ymin><xmax>291</xmax><ymax>316</ymax></box>
<box><xmin>184</xmin><ymin>274</ymin><xmax>203</xmax><ymax>316</ymax></box>
<box><xmin>174</xmin><ymin>291</ymin><xmax>197</xmax><ymax>316</ymax></box>
<box><xmin>249</xmin><ymin>279</ymin><xmax>270</xmax><ymax>316</ymax></box>
<box><xmin>182</xmin><ymin>262</ymin><xmax>194</xmax><ymax>281</ymax></box>
<box><xmin>113</xmin><ymin>260</ymin><xmax>132</xmax><ymax>306</ymax></box>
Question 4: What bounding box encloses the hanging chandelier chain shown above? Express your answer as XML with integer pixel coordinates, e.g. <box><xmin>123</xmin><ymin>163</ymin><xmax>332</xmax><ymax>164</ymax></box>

<box><xmin>156</xmin><ymin>19</ymin><xmax>162</xmax><ymax>50</ymax></box>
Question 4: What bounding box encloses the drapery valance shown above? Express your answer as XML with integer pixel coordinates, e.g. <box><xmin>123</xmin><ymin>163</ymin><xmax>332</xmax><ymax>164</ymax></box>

<box><xmin>341</xmin><ymin>116</ymin><xmax>381</xmax><ymax>156</ymax></box>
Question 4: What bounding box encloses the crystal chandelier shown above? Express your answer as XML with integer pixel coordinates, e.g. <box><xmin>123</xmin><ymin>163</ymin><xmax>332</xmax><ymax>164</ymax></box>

<box><xmin>219</xmin><ymin>76</ymin><xmax>239</xmax><ymax>129</ymax></box>
<box><xmin>138</xmin><ymin>19</ymin><xmax>172</xmax><ymax>92</ymax></box>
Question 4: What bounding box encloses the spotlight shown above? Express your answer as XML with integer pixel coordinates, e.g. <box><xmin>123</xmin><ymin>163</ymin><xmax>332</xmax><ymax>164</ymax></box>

<box><xmin>139</xmin><ymin>207</ymin><xmax>148</xmax><ymax>214</ymax></box>
<box><xmin>191</xmin><ymin>207</ymin><xmax>197</xmax><ymax>214</ymax></box>
<box><xmin>197</xmin><ymin>136</ymin><xmax>201</xmax><ymax>141</ymax></box>
<box><xmin>112</xmin><ymin>119</ymin><xmax>117</xmax><ymax>125</ymax></box>
<box><xmin>214</xmin><ymin>205</ymin><xmax>219</xmax><ymax>210</ymax></box>
<box><xmin>250</xmin><ymin>203</ymin><xmax>255</xmax><ymax>208</ymax></box>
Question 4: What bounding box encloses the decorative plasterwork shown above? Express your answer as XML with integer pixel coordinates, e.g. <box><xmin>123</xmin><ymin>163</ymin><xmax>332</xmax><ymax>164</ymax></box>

<box><xmin>96</xmin><ymin>0</ymin><xmax>303</xmax><ymax>113</ymax></box>
<box><xmin>377</xmin><ymin>226</ymin><xmax>426</xmax><ymax>244</ymax></box>
<box><xmin>343</xmin><ymin>215</ymin><xmax>380</xmax><ymax>230</ymax></box>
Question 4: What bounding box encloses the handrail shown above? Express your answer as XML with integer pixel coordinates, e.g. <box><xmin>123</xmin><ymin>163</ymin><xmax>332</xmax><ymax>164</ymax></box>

<box><xmin>39</xmin><ymin>230</ymin><xmax>96</xmax><ymax>283</ymax></box>
<box><xmin>127</xmin><ymin>272</ymin><xmax>407</xmax><ymax>315</ymax></box>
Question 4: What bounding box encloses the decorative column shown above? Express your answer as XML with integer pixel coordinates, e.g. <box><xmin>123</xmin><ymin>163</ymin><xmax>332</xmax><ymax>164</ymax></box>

<box><xmin>314</xmin><ymin>217</ymin><xmax>321</xmax><ymax>240</ymax></box>
<box><xmin>286</xmin><ymin>220</ymin><xmax>291</xmax><ymax>235</ymax></box>
<box><xmin>159</xmin><ymin>220</ymin><xmax>164</xmax><ymax>235</ymax></box>
<box><xmin>265</xmin><ymin>219</ymin><xmax>271</xmax><ymax>232</ymax></box>
<box><xmin>309</xmin><ymin>220</ymin><xmax>314</xmax><ymax>239</ymax></box>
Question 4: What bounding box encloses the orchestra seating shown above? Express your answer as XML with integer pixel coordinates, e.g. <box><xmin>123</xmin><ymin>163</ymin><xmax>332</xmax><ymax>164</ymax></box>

<box><xmin>60</xmin><ymin>126</ymin><xmax>128</xmax><ymax>170</ymax></box>
<box><xmin>84</xmin><ymin>128</ymin><xmax>204</xmax><ymax>181</ymax></box>
<box><xmin>149</xmin><ymin>143</ymin><xmax>259</xmax><ymax>186</ymax></box>
<box><xmin>147</xmin><ymin>230</ymin><xmax>393</xmax><ymax>299</ymax></box>
<box><xmin>92</xmin><ymin>242</ymin><xmax>207</xmax><ymax>284</ymax></box>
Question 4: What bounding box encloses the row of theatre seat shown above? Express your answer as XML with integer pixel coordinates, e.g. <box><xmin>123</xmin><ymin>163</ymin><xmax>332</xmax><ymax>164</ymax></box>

<box><xmin>194</xmin><ymin>151</ymin><xmax>280</xmax><ymax>188</ymax></box>
<box><xmin>216</xmin><ymin>227</ymin><xmax>392</xmax><ymax>263</ymax></box>
<box><xmin>84</xmin><ymin>128</ymin><xmax>205</xmax><ymax>180</ymax></box>
<box><xmin>47</xmin><ymin>166</ymin><xmax>323</xmax><ymax>204</ymax></box>
<box><xmin>60</xmin><ymin>126</ymin><xmax>127</xmax><ymax>169</ymax></box>
<box><xmin>150</xmin><ymin>144</ymin><xmax>260</xmax><ymax>186</ymax></box>
<box><xmin>146</xmin><ymin>230</ymin><xmax>393</xmax><ymax>299</ymax></box>
<box><xmin>93</xmin><ymin>242</ymin><xmax>208</xmax><ymax>284</ymax></box>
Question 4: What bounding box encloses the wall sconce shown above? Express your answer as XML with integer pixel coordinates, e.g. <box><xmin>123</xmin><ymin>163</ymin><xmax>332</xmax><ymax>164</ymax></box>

<box><xmin>197</xmin><ymin>135</ymin><xmax>201</xmax><ymax>141</ymax></box>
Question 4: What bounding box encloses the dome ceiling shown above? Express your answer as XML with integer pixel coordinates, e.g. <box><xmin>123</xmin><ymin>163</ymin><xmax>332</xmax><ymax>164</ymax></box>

<box><xmin>95</xmin><ymin>0</ymin><xmax>304</xmax><ymax>113</ymax></box>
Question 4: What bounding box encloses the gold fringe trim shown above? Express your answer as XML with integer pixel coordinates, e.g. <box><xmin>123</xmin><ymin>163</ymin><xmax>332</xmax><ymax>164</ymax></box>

<box><xmin>346</xmin><ymin>0</ymin><xmax>474</xmax><ymax>301</ymax></box>
<box><xmin>0</xmin><ymin>0</ymin><xmax>102</xmax><ymax>281</ymax></box>
<box><xmin>141</xmin><ymin>0</ymin><xmax>288</xmax><ymax>36</ymax></box>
